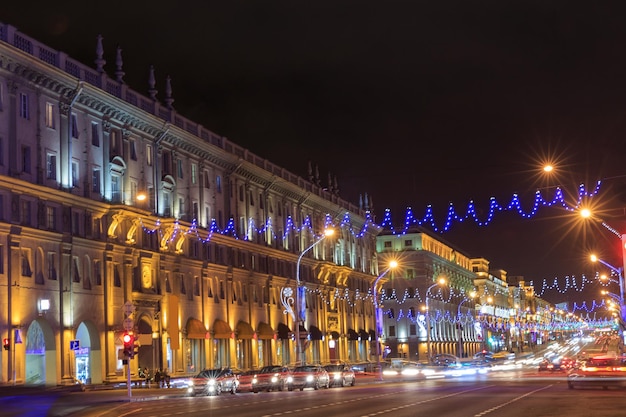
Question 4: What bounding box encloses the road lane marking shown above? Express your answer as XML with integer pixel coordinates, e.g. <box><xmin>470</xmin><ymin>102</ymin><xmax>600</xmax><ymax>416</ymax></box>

<box><xmin>474</xmin><ymin>384</ymin><xmax>553</xmax><ymax>416</ymax></box>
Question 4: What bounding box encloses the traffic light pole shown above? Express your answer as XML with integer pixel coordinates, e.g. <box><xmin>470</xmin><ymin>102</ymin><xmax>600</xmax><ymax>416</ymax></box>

<box><xmin>127</xmin><ymin>360</ymin><xmax>132</xmax><ymax>399</ymax></box>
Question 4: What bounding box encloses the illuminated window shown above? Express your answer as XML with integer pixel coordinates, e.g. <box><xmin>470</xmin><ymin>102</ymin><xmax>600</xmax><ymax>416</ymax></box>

<box><xmin>19</xmin><ymin>93</ymin><xmax>29</xmax><ymax>119</ymax></box>
<box><xmin>45</xmin><ymin>102</ymin><xmax>55</xmax><ymax>128</ymax></box>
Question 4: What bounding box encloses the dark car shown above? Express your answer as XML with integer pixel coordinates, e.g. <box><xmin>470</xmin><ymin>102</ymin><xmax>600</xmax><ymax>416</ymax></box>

<box><xmin>251</xmin><ymin>365</ymin><xmax>292</xmax><ymax>392</ymax></box>
<box><xmin>324</xmin><ymin>364</ymin><xmax>356</xmax><ymax>387</ymax></box>
<box><xmin>187</xmin><ymin>368</ymin><xmax>239</xmax><ymax>396</ymax></box>
<box><xmin>568</xmin><ymin>355</ymin><xmax>626</xmax><ymax>389</ymax></box>
<box><xmin>288</xmin><ymin>365</ymin><xmax>330</xmax><ymax>391</ymax></box>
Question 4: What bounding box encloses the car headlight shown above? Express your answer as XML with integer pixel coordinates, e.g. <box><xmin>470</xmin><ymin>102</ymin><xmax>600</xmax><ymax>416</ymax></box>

<box><xmin>271</xmin><ymin>376</ymin><xmax>278</xmax><ymax>383</ymax></box>
<box><xmin>208</xmin><ymin>379</ymin><xmax>216</xmax><ymax>386</ymax></box>
<box><xmin>333</xmin><ymin>372</ymin><xmax>341</xmax><ymax>380</ymax></box>
<box><xmin>252</xmin><ymin>377</ymin><xmax>258</xmax><ymax>384</ymax></box>
<box><xmin>287</xmin><ymin>376</ymin><xmax>293</xmax><ymax>383</ymax></box>
<box><xmin>306</xmin><ymin>375</ymin><xmax>314</xmax><ymax>382</ymax></box>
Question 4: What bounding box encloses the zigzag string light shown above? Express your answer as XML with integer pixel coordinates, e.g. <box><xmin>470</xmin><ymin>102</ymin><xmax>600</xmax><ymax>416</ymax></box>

<box><xmin>531</xmin><ymin>271</ymin><xmax>616</xmax><ymax>297</ymax></box>
<box><xmin>381</xmin><ymin>181</ymin><xmax>602</xmax><ymax>234</ymax></box>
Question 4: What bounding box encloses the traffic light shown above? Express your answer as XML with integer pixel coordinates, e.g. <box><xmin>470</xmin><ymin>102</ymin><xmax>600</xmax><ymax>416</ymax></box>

<box><xmin>2</xmin><ymin>338</ymin><xmax>9</xmax><ymax>351</ymax></box>
<box><xmin>122</xmin><ymin>332</ymin><xmax>133</xmax><ymax>358</ymax></box>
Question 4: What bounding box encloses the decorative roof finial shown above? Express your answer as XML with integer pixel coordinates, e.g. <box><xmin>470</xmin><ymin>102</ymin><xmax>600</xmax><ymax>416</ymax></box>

<box><xmin>115</xmin><ymin>46</ymin><xmax>125</xmax><ymax>83</ymax></box>
<box><xmin>95</xmin><ymin>35</ymin><xmax>106</xmax><ymax>73</ymax></box>
<box><xmin>148</xmin><ymin>65</ymin><xmax>158</xmax><ymax>100</ymax></box>
<box><xmin>164</xmin><ymin>75</ymin><xmax>174</xmax><ymax>109</ymax></box>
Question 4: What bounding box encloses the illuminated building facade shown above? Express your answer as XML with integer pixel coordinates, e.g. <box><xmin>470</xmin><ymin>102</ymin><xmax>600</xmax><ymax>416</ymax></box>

<box><xmin>0</xmin><ymin>23</ymin><xmax>381</xmax><ymax>386</ymax></box>
<box><xmin>376</xmin><ymin>229</ymin><xmax>479</xmax><ymax>361</ymax></box>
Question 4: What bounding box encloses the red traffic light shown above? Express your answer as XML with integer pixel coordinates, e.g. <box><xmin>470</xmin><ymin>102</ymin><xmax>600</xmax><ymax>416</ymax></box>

<box><xmin>2</xmin><ymin>338</ymin><xmax>9</xmax><ymax>350</ymax></box>
<box><xmin>122</xmin><ymin>333</ymin><xmax>133</xmax><ymax>345</ymax></box>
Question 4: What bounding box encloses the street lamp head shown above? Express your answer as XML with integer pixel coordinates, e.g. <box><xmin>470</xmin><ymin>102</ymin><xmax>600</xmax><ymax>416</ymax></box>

<box><xmin>487</xmin><ymin>296</ymin><xmax>493</xmax><ymax>304</ymax></box>
<box><xmin>590</xmin><ymin>254</ymin><xmax>598</xmax><ymax>263</ymax></box>
<box><xmin>437</xmin><ymin>277</ymin><xmax>447</xmax><ymax>286</ymax></box>
<box><xmin>323</xmin><ymin>228</ymin><xmax>334</xmax><ymax>237</ymax></box>
<box><xmin>389</xmin><ymin>260</ymin><xmax>398</xmax><ymax>269</ymax></box>
<box><xmin>580</xmin><ymin>208</ymin><xmax>592</xmax><ymax>219</ymax></box>
<box><xmin>543</xmin><ymin>164</ymin><xmax>554</xmax><ymax>173</ymax></box>
<box><xmin>469</xmin><ymin>290</ymin><xmax>477</xmax><ymax>298</ymax></box>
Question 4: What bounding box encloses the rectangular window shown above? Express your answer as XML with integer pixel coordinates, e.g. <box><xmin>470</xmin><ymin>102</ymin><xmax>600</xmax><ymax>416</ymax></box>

<box><xmin>19</xmin><ymin>93</ymin><xmax>29</xmax><ymax>119</ymax></box>
<box><xmin>178</xmin><ymin>197</ymin><xmax>184</xmax><ymax>218</ymax></box>
<box><xmin>47</xmin><ymin>253</ymin><xmax>57</xmax><ymax>280</ymax></box>
<box><xmin>0</xmin><ymin>245</ymin><xmax>3</xmax><ymax>274</ymax></box>
<box><xmin>204</xmin><ymin>171</ymin><xmax>210</xmax><ymax>188</ymax></box>
<box><xmin>92</xmin><ymin>168</ymin><xmax>101</xmax><ymax>193</ymax></box>
<box><xmin>46</xmin><ymin>153</ymin><xmax>57</xmax><ymax>180</ymax></box>
<box><xmin>21</xmin><ymin>249</ymin><xmax>32</xmax><ymax>277</ymax></box>
<box><xmin>91</xmin><ymin>122</ymin><xmax>100</xmax><ymax>146</ymax></box>
<box><xmin>162</xmin><ymin>151</ymin><xmax>171</xmax><ymax>174</ymax></box>
<box><xmin>45</xmin><ymin>102</ymin><xmax>55</xmax><ymax>128</ymax></box>
<box><xmin>130</xmin><ymin>139</ymin><xmax>137</xmax><ymax>160</ymax></box>
<box><xmin>71</xmin><ymin>113</ymin><xmax>79</xmax><ymax>138</ymax></box>
<box><xmin>71</xmin><ymin>161</ymin><xmax>79</xmax><ymax>187</ymax></box>
<box><xmin>72</xmin><ymin>212</ymin><xmax>80</xmax><ymax>235</ymax></box>
<box><xmin>191</xmin><ymin>163</ymin><xmax>197</xmax><ymax>184</ymax></box>
<box><xmin>193</xmin><ymin>202</ymin><xmax>199</xmax><ymax>220</ymax></box>
<box><xmin>146</xmin><ymin>144</ymin><xmax>153</xmax><ymax>166</ymax></box>
<box><xmin>110</xmin><ymin>130</ymin><xmax>119</xmax><ymax>156</ymax></box>
<box><xmin>22</xmin><ymin>146</ymin><xmax>31</xmax><ymax>173</ymax></box>
<box><xmin>384</xmin><ymin>241</ymin><xmax>392</xmax><ymax>248</ymax></box>
<box><xmin>216</xmin><ymin>176</ymin><xmax>222</xmax><ymax>193</ymax></box>
<box><xmin>177</xmin><ymin>159</ymin><xmax>183</xmax><ymax>179</ymax></box>
<box><xmin>46</xmin><ymin>206</ymin><xmax>56</xmax><ymax>230</ymax></box>
<box><xmin>404</xmin><ymin>240</ymin><xmax>413</xmax><ymax>247</ymax></box>
<box><xmin>111</xmin><ymin>176</ymin><xmax>121</xmax><ymax>202</ymax></box>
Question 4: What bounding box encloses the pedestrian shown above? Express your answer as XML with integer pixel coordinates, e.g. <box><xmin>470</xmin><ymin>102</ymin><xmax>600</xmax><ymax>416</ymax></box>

<box><xmin>154</xmin><ymin>369</ymin><xmax>162</xmax><ymax>388</ymax></box>
<box><xmin>162</xmin><ymin>368</ymin><xmax>170</xmax><ymax>388</ymax></box>
<box><xmin>143</xmin><ymin>367</ymin><xmax>150</xmax><ymax>387</ymax></box>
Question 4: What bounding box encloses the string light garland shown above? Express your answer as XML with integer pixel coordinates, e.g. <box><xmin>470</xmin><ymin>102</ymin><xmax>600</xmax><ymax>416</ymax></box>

<box><xmin>381</xmin><ymin>182</ymin><xmax>602</xmax><ymax>234</ymax></box>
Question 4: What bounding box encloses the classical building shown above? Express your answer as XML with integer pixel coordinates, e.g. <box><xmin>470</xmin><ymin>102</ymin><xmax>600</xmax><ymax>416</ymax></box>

<box><xmin>0</xmin><ymin>23</ymin><xmax>381</xmax><ymax>386</ymax></box>
<box><xmin>376</xmin><ymin>228</ymin><xmax>479</xmax><ymax>361</ymax></box>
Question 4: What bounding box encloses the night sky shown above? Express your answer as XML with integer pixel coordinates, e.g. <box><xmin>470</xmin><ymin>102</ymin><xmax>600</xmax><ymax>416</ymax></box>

<box><xmin>3</xmin><ymin>1</ymin><xmax>626</xmax><ymax>306</ymax></box>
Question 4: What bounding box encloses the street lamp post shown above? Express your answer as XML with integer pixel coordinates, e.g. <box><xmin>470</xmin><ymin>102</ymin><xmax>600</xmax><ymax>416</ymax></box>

<box><xmin>591</xmin><ymin>254</ymin><xmax>626</xmax><ymax>330</ymax></box>
<box><xmin>372</xmin><ymin>260</ymin><xmax>398</xmax><ymax>380</ymax></box>
<box><xmin>425</xmin><ymin>277</ymin><xmax>446</xmax><ymax>363</ymax></box>
<box><xmin>292</xmin><ymin>228</ymin><xmax>334</xmax><ymax>365</ymax></box>
<box><xmin>457</xmin><ymin>291</ymin><xmax>476</xmax><ymax>358</ymax></box>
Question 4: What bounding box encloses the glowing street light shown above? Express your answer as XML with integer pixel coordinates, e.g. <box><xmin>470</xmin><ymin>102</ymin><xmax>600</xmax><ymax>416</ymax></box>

<box><xmin>426</xmin><ymin>277</ymin><xmax>447</xmax><ymax>362</ymax></box>
<box><xmin>457</xmin><ymin>290</ymin><xmax>476</xmax><ymax>358</ymax></box>
<box><xmin>281</xmin><ymin>228</ymin><xmax>334</xmax><ymax>365</ymax></box>
<box><xmin>372</xmin><ymin>260</ymin><xmax>398</xmax><ymax>380</ymax></box>
<box><xmin>590</xmin><ymin>254</ymin><xmax>626</xmax><ymax>330</ymax></box>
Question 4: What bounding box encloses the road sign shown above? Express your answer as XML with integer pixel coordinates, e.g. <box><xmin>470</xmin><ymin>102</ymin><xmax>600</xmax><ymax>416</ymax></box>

<box><xmin>123</xmin><ymin>301</ymin><xmax>135</xmax><ymax>316</ymax></box>
<box><xmin>123</xmin><ymin>318</ymin><xmax>134</xmax><ymax>331</ymax></box>
<box><xmin>70</xmin><ymin>340</ymin><xmax>80</xmax><ymax>350</ymax></box>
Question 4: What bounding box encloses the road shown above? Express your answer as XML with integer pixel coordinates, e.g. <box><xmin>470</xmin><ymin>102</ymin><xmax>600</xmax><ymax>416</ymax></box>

<box><xmin>4</xmin><ymin>368</ymin><xmax>621</xmax><ymax>417</ymax></box>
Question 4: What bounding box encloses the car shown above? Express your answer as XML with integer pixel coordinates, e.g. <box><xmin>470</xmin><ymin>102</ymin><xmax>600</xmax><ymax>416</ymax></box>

<box><xmin>431</xmin><ymin>354</ymin><xmax>461</xmax><ymax>367</ymax></box>
<box><xmin>187</xmin><ymin>368</ymin><xmax>239</xmax><ymax>396</ymax></box>
<box><xmin>287</xmin><ymin>365</ymin><xmax>330</xmax><ymax>391</ymax></box>
<box><xmin>236</xmin><ymin>369</ymin><xmax>257</xmax><ymax>393</ymax></box>
<box><xmin>567</xmin><ymin>355</ymin><xmax>626</xmax><ymax>389</ymax></box>
<box><xmin>324</xmin><ymin>364</ymin><xmax>356</xmax><ymax>387</ymax></box>
<box><xmin>538</xmin><ymin>358</ymin><xmax>561</xmax><ymax>372</ymax></box>
<box><xmin>251</xmin><ymin>365</ymin><xmax>292</xmax><ymax>392</ymax></box>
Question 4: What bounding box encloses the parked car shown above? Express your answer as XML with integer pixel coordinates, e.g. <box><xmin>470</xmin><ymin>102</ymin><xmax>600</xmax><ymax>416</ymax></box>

<box><xmin>288</xmin><ymin>365</ymin><xmax>330</xmax><ymax>391</ymax></box>
<box><xmin>236</xmin><ymin>369</ymin><xmax>257</xmax><ymax>393</ymax></box>
<box><xmin>324</xmin><ymin>364</ymin><xmax>356</xmax><ymax>387</ymax></box>
<box><xmin>568</xmin><ymin>355</ymin><xmax>626</xmax><ymax>389</ymax></box>
<box><xmin>187</xmin><ymin>368</ymin><xmax>239</xmax><ymax>396</ymax></box>
<box><xmin>251</xmin><ymin>365</ymin><xmax>292</xmax><ymax>392</ymax></box>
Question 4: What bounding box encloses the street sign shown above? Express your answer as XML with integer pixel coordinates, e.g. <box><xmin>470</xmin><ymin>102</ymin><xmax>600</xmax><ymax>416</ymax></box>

<box><xmin>123</xmin><ymin>318</ymin><xmax>134</xmax><ymax>331</ymax></box>
<box><xmin>123</xmin><ymin>301</ymin><xmax>135</xmax><ymax>316</ymax></box>
<box><xmin>70</xmin><ymin>340</ymin><xmax>80</xmax><ymax>350</ymax></box>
